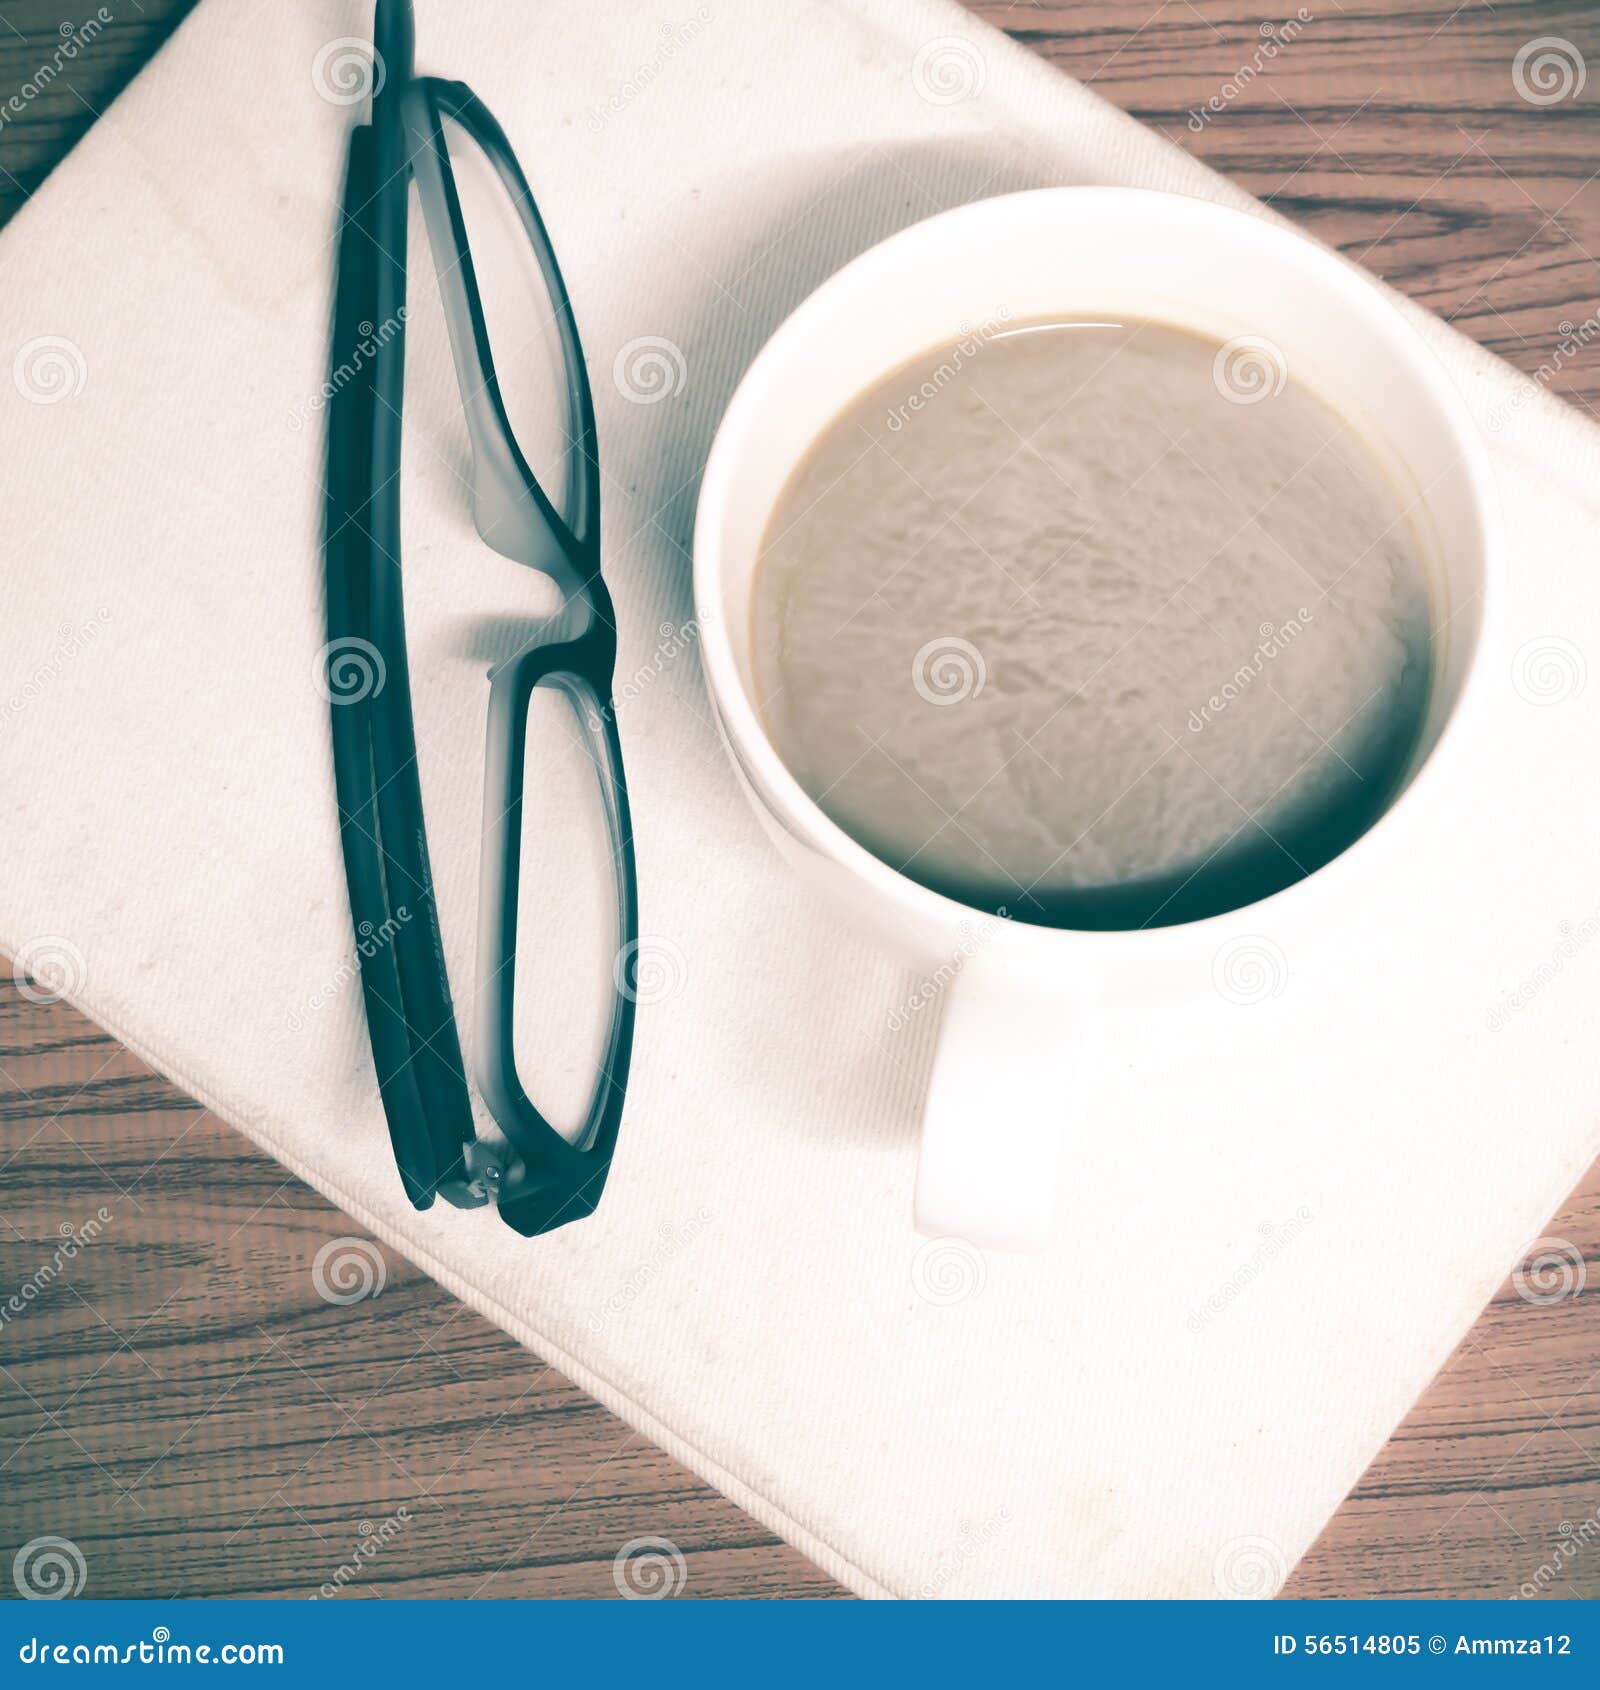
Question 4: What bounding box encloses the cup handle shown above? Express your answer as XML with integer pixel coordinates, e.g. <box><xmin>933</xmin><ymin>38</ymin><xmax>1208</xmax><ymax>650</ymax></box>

<box><xmin>913</xmin><ymin>949</ymin><xmax>1078</xmax><ymax>1252</ymax></box>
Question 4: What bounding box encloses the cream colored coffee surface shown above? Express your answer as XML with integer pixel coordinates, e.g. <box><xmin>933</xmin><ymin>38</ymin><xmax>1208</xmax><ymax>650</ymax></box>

<box><xmin>752</xmin><ymin>320</ymin><xmax>1436</xmax><ymax>925</ymax></box>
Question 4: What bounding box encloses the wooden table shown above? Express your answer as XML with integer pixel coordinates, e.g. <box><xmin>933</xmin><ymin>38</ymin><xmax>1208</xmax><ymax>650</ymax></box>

<box><xmin>1</xmin><ymin>0</ymin><xmax>1596</xmax><ymax>1600</ymax></box>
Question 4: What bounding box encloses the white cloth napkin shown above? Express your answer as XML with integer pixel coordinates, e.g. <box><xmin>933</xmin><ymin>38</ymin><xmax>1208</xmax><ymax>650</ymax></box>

<box><xmin>4</xmin><ymin>0</ymin><xmax>1598</xmax><ymax>1600</ymax></box>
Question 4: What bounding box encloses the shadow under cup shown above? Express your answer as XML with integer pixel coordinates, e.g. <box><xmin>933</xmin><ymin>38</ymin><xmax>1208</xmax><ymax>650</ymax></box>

<box><xmin>699</xmin><ymin>190</ymin><xmax>1490</xmax><ymax>935</ymax></box>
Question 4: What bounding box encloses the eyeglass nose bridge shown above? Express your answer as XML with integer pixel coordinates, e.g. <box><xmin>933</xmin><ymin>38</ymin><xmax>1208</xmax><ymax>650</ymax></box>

<box><xmin>463</xmin><ymin>422</ymin><xmax>588</xmax><ymax>593</ymax></box>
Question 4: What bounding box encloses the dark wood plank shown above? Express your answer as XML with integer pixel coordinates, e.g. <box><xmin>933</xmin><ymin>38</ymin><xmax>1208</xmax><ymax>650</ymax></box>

<box><xmin>0</xmin><ymin>979</ymin><xmax>842</xmax><ymax>1600</ymax></box>
<box><xmin>0</xmin><ymin>0</ymin><xmax>200</xmax><ymax>225</ymax></box>
<box><xmin>1</xmin><ymin>0</ymin><xmax>1596</xmax><ymax>1600</ymax></box>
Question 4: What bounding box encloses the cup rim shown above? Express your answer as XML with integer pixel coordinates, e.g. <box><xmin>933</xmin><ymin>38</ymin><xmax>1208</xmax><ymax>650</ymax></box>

<box><xmin>692</xmin><ymin>185</ymin><xmax>1498</xmax><ymax>959</ymax></box>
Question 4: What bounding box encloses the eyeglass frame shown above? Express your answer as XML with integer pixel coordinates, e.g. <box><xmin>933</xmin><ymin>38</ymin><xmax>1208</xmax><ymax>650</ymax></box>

<box><xmin>321</xmin><ymin>0</ymin><xmax>638</xmax><ymax>1238</ymax></box>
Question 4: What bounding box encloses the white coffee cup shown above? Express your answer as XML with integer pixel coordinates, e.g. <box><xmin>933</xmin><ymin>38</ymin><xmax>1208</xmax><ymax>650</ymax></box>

<box><xmin>692</xmin><ymin>188</ymin><xmax>1495</xmax><ymax>1251</ymax></box>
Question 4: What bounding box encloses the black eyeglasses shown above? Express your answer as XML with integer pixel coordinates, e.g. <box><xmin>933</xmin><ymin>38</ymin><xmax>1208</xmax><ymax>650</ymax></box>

<box><xmin>321</xmin><ymin>0</ymin><xmax>637</xmax><ymax>1236</ymax></box>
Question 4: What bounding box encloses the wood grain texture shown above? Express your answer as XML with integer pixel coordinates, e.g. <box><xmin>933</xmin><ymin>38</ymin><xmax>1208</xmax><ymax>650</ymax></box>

<box><xmin>1</xmin><ymin>0</ymin><xmax>1597</xmax><ymax>1601</ymax></box>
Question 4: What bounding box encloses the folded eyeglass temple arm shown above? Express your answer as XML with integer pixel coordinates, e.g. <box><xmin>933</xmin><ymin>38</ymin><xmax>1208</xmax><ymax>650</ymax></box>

<box><xmin>328</xmin><ymin>114</ymin><xmax>484</xmax><ymax>1213</ymax></box>
<box><xmin>325</xmin><ymin>121</ymin><xmax>462</xmax><ymax>1212</ymax></box>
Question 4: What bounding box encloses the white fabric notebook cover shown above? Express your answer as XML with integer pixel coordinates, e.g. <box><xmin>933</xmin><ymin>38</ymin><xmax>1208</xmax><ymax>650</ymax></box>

<box><xmin>3</xmin><ymin>0</ymin><xmax>1597</xmax><ymax>1599</ymax></box>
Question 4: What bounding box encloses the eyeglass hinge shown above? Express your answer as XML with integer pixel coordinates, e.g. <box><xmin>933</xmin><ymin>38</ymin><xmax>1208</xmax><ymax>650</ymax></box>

<box><xmin>456</xmin><ymin>1139</ymin><xmax>515</xmax><ymax>1206</ymax></box>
